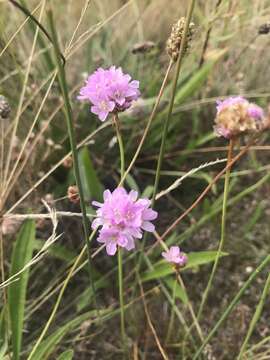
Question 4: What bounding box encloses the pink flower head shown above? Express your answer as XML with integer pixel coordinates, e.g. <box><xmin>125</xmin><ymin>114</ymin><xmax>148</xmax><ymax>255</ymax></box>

<box><xmin>216</xmin><ymin>96</ymin><xmax>247</xmax><ymax>114</ymax></box>
<box><xmin>214</xmin><ymin>96</ymin><xmax>265</xmax><ymax>139</ymax></box>
<box><xmin>92</xmin><ymin>188</ymin><xmax>157</xmax><ymax>256</ymax></box>
<box><xmin>162</xmin><ymin>246</ymin><xmax>187</xmax><ymax>266</ymax></box>
<box><xmin>78</xmin><ymin>66</ymin><xmax>140</xmax><ymax>121</ymax></box>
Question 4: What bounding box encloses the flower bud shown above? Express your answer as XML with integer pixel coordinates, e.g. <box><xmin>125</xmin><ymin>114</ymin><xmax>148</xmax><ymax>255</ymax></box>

<box><xmin>68</xmin><ymin>185</ymin><xmax>80</xmax><ymax>204</ymax></box>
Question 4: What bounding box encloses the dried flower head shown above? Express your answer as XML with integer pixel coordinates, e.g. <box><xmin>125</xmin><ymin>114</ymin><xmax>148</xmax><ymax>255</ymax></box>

<box><xmin>0</xmin><ymin>95</ymin><xmax>11</xmax><ymax>119</ymax></box>
<box><xmin>78</xmin><ymin>66</ymin><xmax>140</xmax><ymax>122</ymax></box>
<box><xmin>258</xmin><ymin>23</ymin><xmax>270</xmax><ymax>35</ymax></box>
<box><xmin>63</xmin><ymin>156</ymin><xmax>73</xmax><ymax>168</ymax></box>
<box><xmin>92</xmin><ymin>188</ymin><xmax>157</xmax><ymax>256</ymax></box>
<box><xmin>162</xmin><ymin>246</ymin><xmax>187</xmax><ymax>267</ymax></box>
<box><xmin>68</xmin><ymin>185</ymin><xmax>80</xmax><ymax>204</ymax></box>
<box><xmin>131</xmin><ymin>41</ymin><xmax>156</xmax><ymax>54</ymax></box>
<box><xmin>1</xmin><ymin>217</ymin><xmax>23</xmax><ymax>235</ymax></box>
<box><xmin>166</xmin><ymin>17</ymin><xmax>195</xmax><ymax>61</ymax></box>
<box><xmin>214</xmin><ymin>96</ymin><xmax>266</xmax><ymax>139</ymax></box>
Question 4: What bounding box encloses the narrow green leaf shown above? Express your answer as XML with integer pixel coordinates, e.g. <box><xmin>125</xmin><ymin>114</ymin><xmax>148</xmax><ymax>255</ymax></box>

<box><xmin>0</xmin><ymin>307</ymin><xmax>8</xmax><ymax>359</ymax></box>
<box><xmin>76</xmin><ymin>277</ymin><xmax>109</xmax><ymax>312</ymax></box>
<box><xmin>165</xmin><ymin>277</ymin><xmax>188</xmax><ymax>304</ymax></box>
<box><xmin>32</xmin><ymin>310</ymin><xmax>102</xmax><ymax>360</ymax></box>
<box><xmin>125</xmin><ymin>173</ymin><xmax>139</xmax><ymax>193</ymax></box>
<box><xmin>19</xmin><ymin>0</ymin><xmax>55</xmax><ymax>72</ymax></box>
<box><xmin>33</xmin><ymin>240</ymin><xmax>76</xmax><ymax>262</ymax></box>
<box><xmin>56</xmin><ymin>349</ymin><xmax>74</xmax><ymax>360</ymax></box>
<box><xmin>8</xmin><ymin>220</ymin><xmax>35</xmax><ymax>360</ymax></box>
<box><xmin>175</xmin><ymin>49</ymin><xmax>227</xmax><ymax>104</ymax></box>
<box><xmin>141</xmin><ymin>185</ymin><xmax>153</xmax><ymax>199</ymax></box>
<box><xmin>141</xmin><ymin>251</ymin><xmax>228</xmax><ymax>282</ymax></box>
<box><xmin>78</xmin><ymin>146</ymin><xmax>103</xmax><ymax>202</ymax></box>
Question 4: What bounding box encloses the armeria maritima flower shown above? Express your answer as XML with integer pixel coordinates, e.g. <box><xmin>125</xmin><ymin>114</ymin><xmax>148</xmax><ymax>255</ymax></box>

<box><xmin>214</xmin><ymin>96</ymin><xmax>265</xmax><ymax>139</ymax></box>
<box><xmin>92</xmin><ymin>188</ymin><xmax>157</xmax><ymax>256</ymax></box>
<box><xmin>78</xmin><ymin>66</ymin><xmax>140</xmax><ymax>121</ymax></box>
<box><xmin>162</xmin><ymin>246</ymin><xmax>187</xmax><ymax>266</ymax></box>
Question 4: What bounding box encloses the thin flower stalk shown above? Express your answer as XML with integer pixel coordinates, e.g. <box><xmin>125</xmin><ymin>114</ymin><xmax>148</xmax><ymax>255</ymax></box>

<box><xmin>151</xmin><ymin>0</ymin><xmax>196</xmax><ymax>209</ymax></box>
<box><xmin>135</xmin><ymin>0</ymin><xmax>196</xmax><ymax>282</ymax></box>
<box><xmin>160</xmin><ymin>137</ymin><xmax>256</xmax><ymax>241</ymax></box>
<box><xmin>46</xmin><ymin>5</ymin><xmax>97</xmax><ymax>305</ymax></box>
<box><xmin>165</xmin><ymin>278</ymin><xmax>177</xmax><ymax>343</ymax></box>
<box><xmin>27</xmin><ymin>228</ymin><xmax>98</xmax><ymax>360</ymax></box>
<box><xmin>27</xmin><ymin>245</ymin><xmax>86</xmax><ymax>359</ymax></box>
<box><xmin>114</xmin><ymin>113</ymin><xmax>126</xmax><ymax>345</ymax></box>
<box><xmin>237</xmin><ymin>271</ymin><xmax>270</xmax><ymax>360</ymax></box>
<box><xmin>118</xmin><ymin>60</ymin><xmax>173</xmax><ymax>186</ymax></box>
<box><xmin>197</xmin><ymin>138</ymin><xmax>234</xmax><ymax>320</ymax></box>
<box><xmin>118</xmin><ymin>247</ymin><xmax>125</xmax><ymax>348</ymax></box>
<box><xmin>193</xmin><ymin>255</ymin><xmax>270</xmax><ymax>360</ymax></box>
<box><xmin>113</xmin><ymin>114</ymin><xmax>125</xmax><ymax>181</ymax></box>
<box><xmin>162</xmin><ymin>245</ymin><xmax>204</xmax><ymax>343</ymax></box>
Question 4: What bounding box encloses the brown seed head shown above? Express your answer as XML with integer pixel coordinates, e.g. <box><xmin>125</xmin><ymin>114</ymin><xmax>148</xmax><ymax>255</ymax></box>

<box><xmin>166</xmin><ymin>17</ymin><xmax>195</xmax><ymax>62</ymax></box>
<box><xmin>131</xmin><ymin>41</ymin><xmax>156</xmax><ymax>54</ymax></box>
<box><xmin>258</xmin><ymin>23</ymin><xmax>270</xmax><ymax>35</ymax></box>
<box><xmin>68</xmin><ymin>185</ymin><xmax>80</xmax><ymax>204</ymax></box>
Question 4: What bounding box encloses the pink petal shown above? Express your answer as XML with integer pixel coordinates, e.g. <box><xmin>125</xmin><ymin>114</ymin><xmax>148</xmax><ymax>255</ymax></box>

<box><xmin>170</xmin><ymin>246</ymin><xmax>180</xmax><ymax>257</ymax></box>
<box><xmin>143</xmin><ymin>209</ymin><xmax>158</xmax><ymax>221</ymax></box>
<box><xmin>129</xmin><ymin>190</ymin><xmax>138</xmax><ymax>201</ymax></box>
<box><xmin>106</xmin><ymin>241</ymin><xmax>117</xmax><ymax>256</ymax></box>
<box><xmin>142</xmin><ymin>221</ymin><xmax>155</xmax><ymax>232</ymax></box>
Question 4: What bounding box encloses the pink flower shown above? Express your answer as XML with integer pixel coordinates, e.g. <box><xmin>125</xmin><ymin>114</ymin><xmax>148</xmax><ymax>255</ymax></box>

<box><xmin>92</xmin><ymin>188</ymin><xmax>157</xmax><ymax>256</ymax></box>
<box><xmin>214</xmin><ymin>96</ymin><xmax>265</xmax><ymax>139</ymax></box>
<box><xmin>162</xmin><ymin>246</ymin><xmax>187</xmax><ymax>266</ymax></box>
<box><xmin>78</xmin><ymin>66</ymin><xmax>140</xmax><ymax>121</ymax></box>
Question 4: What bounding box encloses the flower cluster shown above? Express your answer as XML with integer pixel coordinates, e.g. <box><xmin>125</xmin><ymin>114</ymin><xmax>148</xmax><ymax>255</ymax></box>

<box><xmin>214</xmin><ymin>96</ymin><xmax>266</xmax><ymax>139</ymax></box>
<box><xmin>78</xmin><ymin>66</ymin><xmax>140</xmax><ymax>122</ymax></box>
<box><xmin>162</xmin><ymin>246</ymin><xmax>187</xmax><ymax>267</ymax></box>
<box><xmin>92</xmin><ymin>188</ymin><xmax>158</xmax><ymax>256</ymax></box>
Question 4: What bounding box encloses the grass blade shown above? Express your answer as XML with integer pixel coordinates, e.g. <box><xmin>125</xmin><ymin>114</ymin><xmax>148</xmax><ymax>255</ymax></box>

<box><xmin>8</xmin><ymin>220</ymin><xmax>35</xmax><ymax>360</ymax></box>
<box><xmin>56</xmin><ymin>349</ymin><xmax>74</xmax><ymax>360</ymax></box>
<box><xmin>78</xmin><ymin>146</ymin><xmax>103</xmax><ymax>202</ymax></box>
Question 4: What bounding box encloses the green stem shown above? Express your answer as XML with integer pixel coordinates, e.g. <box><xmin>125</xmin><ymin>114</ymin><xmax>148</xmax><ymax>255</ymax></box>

<box><xmin>165</xmin><ymin>276</ymin><xmax>177</xmax><ymax>343</ymax></box>
<box><xmin>237</xmin><ymin>271</ymin><xmax>270</xmax><ymax>359</ymax></box>
<box><xmin>47</xmin><ymin>6</ymin><xmax>96</xmax><ymax>304</ymax></box>
<box><xmin>113</xmin><ymin>113</ymin><xmax>126</xmax><ymax>346</ymax></box>
<box><xmin>113</xmin><ymin>114</ymin><xmax>125</xmax><ymax>180</ymax></box>
<box><xmin>151</xmin><ymin>0</ymin><xmax>196</xmax><ymax>209</ymax></box>
<box><xmin>193</xmin><ymin>254</ymin><xmax>270</xmax><ymax>360</ymax></box>
<box><xmin>118</xmin><ymin>248</ymin><xmax>125</xmax><ymax>346</ymax></box>
<box><xmin>135</xmin><ymin>0</ymin><xmax>196</xmax><ymax>280</ymax></box>
<box><xmin>27</xmin><ymin>243</ymin><xmax>86</xmax><ymax>359</ymax></box>
<box><xmin>197</xmin><ymin>139</ymin><xmax>234</xmax><ymax>320</ymax></box>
